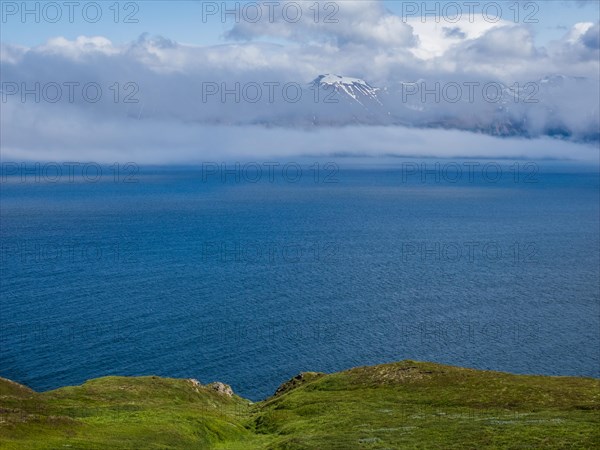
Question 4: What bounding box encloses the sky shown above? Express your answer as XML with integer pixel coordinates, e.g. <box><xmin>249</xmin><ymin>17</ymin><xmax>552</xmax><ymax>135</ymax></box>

<box><xmin>2</xmin><ymin>1</ymin><xmax>598</xmax><ymax>47</ymax></box>
<box><xmin>1</xmin><ymin>1</ymin><xmax>599</xmax><ymax>163</ymax></box>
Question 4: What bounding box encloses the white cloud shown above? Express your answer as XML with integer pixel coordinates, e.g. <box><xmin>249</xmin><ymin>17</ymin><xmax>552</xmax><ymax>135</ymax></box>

<box><xmin>581</xmin><ymin>22</ymin><xmax>600</xmax><ymax>49</ymax></box>
<box><xmin>225</xmin><ymin>1</ymin><xmax>417</xmax><ymax>48</ymax></box>
<box><xmin>406</xmin><ymin>17</ymin><xmax>509</xmax><ymax>60</ymax></box>
<box><xmin>2</xmin><ymin>101</ymin><xmax>597</xmax><ymax>164</ymax></box>
<box><xmin>36</xmin><ymin>36</ymin><xmax>120</xmax><ymax>59</ymax></box>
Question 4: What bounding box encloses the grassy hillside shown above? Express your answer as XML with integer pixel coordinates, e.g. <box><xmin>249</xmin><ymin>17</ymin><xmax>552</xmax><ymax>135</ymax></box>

<box><xmin>1</xmin><ymin>361</ymin><xmax>598</xmax><ymax>449</ymax></box>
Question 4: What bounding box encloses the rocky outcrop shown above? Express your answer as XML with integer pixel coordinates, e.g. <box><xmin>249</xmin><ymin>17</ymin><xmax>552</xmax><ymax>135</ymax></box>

<box><xmin>188</xmin><ymin>378</ymin><xmax>201</xmax><ymax>388</ymax></box>
<box><xmin>188</xmin><ymin>379</ymin><xmax>234</xmax><ymax>397</ymax></box>
<box><xmin>207</xmin><ymin>382</ymin><xmax>234</xmax><ymax>397</ymax></box>
<box><xmin>273</xmin><ymin>372</ymin><xmax>325</xmax><ymax>397</ymax></box>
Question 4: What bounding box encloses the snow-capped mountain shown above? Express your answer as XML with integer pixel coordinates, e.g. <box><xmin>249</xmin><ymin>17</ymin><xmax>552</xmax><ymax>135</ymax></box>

<box><xmin>127</xmin><ymin>72</ymin><xmax>598</xmax><ymax>142</ymax></box>
<box><xmin>303</xmin><ymin>74</ymin><xmax>393</xmax><ymax>126</ymax></box>
<box><xmin>311</xmin><ymin>74</ymin><xmax>383</xmax><ymax>106</ymax></box>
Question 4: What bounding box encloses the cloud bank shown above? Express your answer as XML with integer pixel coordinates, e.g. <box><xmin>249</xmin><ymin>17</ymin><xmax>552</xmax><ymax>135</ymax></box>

<box><xmin>1</xmin><ymin>1</ymin><xmax>598</xmax><ymax>162</ymax></box>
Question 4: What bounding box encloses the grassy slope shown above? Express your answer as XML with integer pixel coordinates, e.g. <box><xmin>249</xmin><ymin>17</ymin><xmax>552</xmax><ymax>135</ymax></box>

<box><xmin>1</xmin><ymin>361</ymin><xmax>598</xmax><ymax>449</ymax></box>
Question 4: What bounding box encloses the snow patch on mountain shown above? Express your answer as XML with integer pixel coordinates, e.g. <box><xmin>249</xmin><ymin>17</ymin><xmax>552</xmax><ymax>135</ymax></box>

<box><xmin>312</xmin><ymin>74</ymin><xmax>383</xmax><ymax>106</ymax></box>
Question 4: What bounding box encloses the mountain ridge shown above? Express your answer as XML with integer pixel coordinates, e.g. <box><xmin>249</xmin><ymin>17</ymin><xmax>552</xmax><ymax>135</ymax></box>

<box><xmin>301</xmin><ymin>73</ymin><xmax>599</xmax><ymax>141</ymax></box>
<box><xmin>189</xmin><ymin>72</ymin><xmax>599</xmax><ymax>141</ymax></box>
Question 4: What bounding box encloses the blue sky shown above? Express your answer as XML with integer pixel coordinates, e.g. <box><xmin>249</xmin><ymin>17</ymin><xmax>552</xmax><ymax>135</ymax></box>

<box><xmin>2</xmin><ymin>1</ymin><xmax>598</xmax><ymax>47</ymax></box>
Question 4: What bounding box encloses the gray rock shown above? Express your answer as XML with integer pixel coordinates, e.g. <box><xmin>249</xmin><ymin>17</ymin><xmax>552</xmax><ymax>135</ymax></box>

<box><xmin>207</xmin><ymin>382</ymin><xmax>233</xmax><ymax>397</ymax></box>
<box><xmin>188</xmin><ymin>378</ymin><xmax>201</xmax><ymax>387</ymax></box>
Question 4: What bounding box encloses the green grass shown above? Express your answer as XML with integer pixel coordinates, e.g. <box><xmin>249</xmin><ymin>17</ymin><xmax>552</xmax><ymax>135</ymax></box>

<box><xmin>1</xmin><ymin>361</ymin><xmax>598</xmax><ymax>449</ymax></box>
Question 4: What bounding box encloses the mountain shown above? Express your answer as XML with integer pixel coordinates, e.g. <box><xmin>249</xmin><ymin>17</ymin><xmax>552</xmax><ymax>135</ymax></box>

<box><xmin>1</xmin><ymin>360</ymin><xmax>598</xmax><ymax>448</ymax></box>
<box><xmin>304</xmin><ymin>74</ymin><xmax>393</xmax><ymax>126</ymax></box>
<box><xmin>311</xmin><ymin>74</ymin><xmax>383</xmax><ymax>106</ymax></box>
<box><xmin>298</xmin><ymin>73</ymin><xmax>598</xmax><ymax>141</ymax></box>
<box><xmin>125</xmin><ymin>72</ymin><xmax>598</xmax><ymax>141</ymax></box>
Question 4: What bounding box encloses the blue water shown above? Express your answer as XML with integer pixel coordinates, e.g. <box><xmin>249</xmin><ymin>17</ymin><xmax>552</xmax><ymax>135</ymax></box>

<box><xmin>1</xmin><ymin>161</ymin><xmax>599</xmax><ymax>400</ymax></box>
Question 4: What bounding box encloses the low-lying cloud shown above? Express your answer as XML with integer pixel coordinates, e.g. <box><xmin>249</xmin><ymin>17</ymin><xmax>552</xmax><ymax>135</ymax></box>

<box><xmin>2</xmin><ymin>101</ymin><xmax>598</xmax><ymax>164</ymax></box>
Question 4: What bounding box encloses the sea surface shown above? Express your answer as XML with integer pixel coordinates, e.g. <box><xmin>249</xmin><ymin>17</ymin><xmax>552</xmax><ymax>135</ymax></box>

<box><xmin>1</xmin><ymin>160</ymin><xmax>599</xmax><ymax>400</ymax></box>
